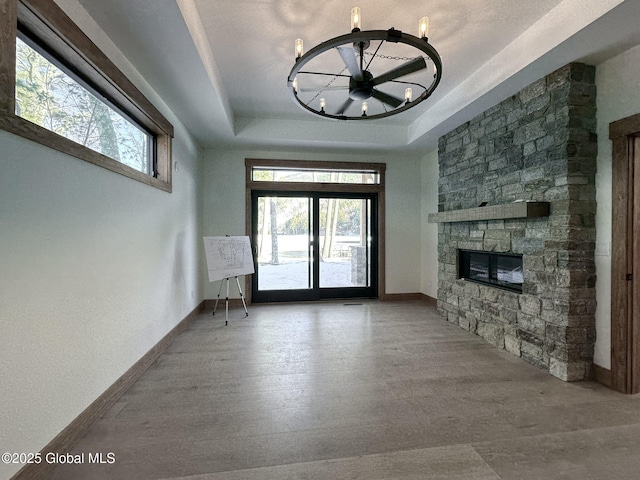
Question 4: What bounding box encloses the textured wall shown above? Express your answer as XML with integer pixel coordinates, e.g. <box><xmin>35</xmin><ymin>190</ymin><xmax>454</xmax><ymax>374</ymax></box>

<box><xmin>436</xmin><ymin>63</ymin><xmax>597</xmax><ymax>381</ymax></box>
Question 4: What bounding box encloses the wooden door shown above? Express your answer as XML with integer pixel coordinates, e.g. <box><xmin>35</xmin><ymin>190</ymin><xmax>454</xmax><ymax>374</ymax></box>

<box><xmin>610</xmin><ymin>115</ymin><xmax>640</xmax><ymax>393</ymax></box>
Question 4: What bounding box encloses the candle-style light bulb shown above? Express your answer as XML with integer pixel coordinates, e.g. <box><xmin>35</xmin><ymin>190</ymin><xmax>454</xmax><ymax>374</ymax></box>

<box><xmin>351</xmin><ymin>7</ymin><xmax>362</xmax><ymax>31</ymax></box>
<box><xmin>292</xmin><ymin>77</ymin><xmax>298</xmax><ymax>93</ymax></box>
<box><xmin>295</xmin><ymin>38</ymin><xmax>304</xmax><ymax>59</ymax></box>
<box><xmin>419</xmin><ymin>17</ymin><xmax>429</xmax><ymax>39</ymax></box>
<box><xmin>405</xmin><ymin>87</ymin><xmax>413</xmax><ymax>103</ymax></box>
<box><xmin>320</xmin><ymin>98</ymin><xmax>326</xmax><ymax>113</ymax></box>
<box><xmin>361</xmin><ymin>101</ymin><xmax>368</xmax><ymax>116</ymax></box>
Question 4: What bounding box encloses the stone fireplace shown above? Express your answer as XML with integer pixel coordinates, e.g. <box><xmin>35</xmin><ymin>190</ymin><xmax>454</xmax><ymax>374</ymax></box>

<box><xmin>433</xmin><ymin>63</ymin><xmax>597</xmax><ymax>381</ymax></box>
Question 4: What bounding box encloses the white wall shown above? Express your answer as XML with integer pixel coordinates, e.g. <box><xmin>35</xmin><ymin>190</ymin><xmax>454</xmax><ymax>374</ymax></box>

<box><xmin>201</xmin><ymin>148</ymin><xmax>422</xmax><ymax>299</ymax></box>
<box><xmin>421</xmin><ymin>149</ymin><xmax>439</xmax><ymax>299</ymax></box>
<box><xmin>0</xmin><ymin>3</ymin><xmax>202</xmax><ymax>479</ymax></box>
<box><xmin>593</xmin><ymin>43</ymin><xmax>640</xmax><ymax>369</ymax></box>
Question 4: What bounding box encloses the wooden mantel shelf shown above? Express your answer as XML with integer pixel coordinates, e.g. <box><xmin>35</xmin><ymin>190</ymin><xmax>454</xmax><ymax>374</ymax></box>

<box><xmin>428</xmin><ymin>201</ymin><xmax>550</xmax><ymax>223</ymax></box>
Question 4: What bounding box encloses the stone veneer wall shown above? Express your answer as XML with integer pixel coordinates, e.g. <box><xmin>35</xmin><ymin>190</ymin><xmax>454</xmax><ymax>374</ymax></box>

<box><xmin>436</xmin><ymin>63</ymin><xmax>597</xmax><ymax>381</ymax></box>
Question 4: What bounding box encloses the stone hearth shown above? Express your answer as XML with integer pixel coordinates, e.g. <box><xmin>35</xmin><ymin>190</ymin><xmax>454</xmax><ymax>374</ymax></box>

<box><xmin>436</xmin><ymin>63</ymin><xmax>597</xmax><ymax>381</ymax></box>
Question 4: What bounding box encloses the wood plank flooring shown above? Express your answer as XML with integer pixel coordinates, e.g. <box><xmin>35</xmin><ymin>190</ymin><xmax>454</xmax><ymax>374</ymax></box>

<box><xmin>49</xmin><ymin>301</ymin><xmax>640</xmax><ymax>479</ymax></box>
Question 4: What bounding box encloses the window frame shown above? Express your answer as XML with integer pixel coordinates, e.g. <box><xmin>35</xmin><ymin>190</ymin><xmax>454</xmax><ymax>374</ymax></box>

<box><xmin>246</xmin><ymin>158</ymin><xmax>386</xmax><ymax>193</ymax></box>
<box><xmin>245</xmin><ymin>158</ymin><xmax>387</xmax><ymax>302</ymax></box>
<box><xmin>0</xmin><ymin>0</ymin><xmax>174</xmax><ymax>192</ymax></box>
<box><xmin>250</xmin><ymin>165</ymin><xmax>381</xmax><ymax>185</ymax></box>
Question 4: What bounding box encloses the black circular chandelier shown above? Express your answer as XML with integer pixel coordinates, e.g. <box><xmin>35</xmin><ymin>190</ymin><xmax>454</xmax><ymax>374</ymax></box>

<box><xmin>287</xmin><ymin>7</ymin><xmax>442</xmax><ymax>121</ymax></box>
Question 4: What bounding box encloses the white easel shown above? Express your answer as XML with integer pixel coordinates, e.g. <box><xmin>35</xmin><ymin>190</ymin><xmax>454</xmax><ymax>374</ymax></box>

<box><xmin>203</xmin><ymin>235</ymin><xmax>254</xmax><ymax>326</ymax></box>
<box><xmin>212</xmin><ymin>275</ymin><xmax>249</xmax><ymax>326</ymax></box>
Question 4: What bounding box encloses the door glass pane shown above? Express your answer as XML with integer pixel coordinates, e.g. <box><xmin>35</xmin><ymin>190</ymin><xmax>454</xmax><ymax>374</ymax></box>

<box><xmin>256</xmin><ymin>196</ymin><xmax>311</xmax><ymax>290</ymax></box>
<box><xmin>319</xmin><ymin>198</ymin><xmax>370</xmax><ymax>288</ymax></box>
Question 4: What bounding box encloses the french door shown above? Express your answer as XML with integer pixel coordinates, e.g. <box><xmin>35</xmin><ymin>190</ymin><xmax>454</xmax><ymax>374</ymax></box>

<box><xmin>251</xmin><ymin>191</ymin><xmax>378</xmax><ymax>302</ymax></box>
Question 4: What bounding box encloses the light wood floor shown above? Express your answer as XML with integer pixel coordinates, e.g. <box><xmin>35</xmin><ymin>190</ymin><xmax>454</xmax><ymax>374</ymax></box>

<box><xmin>50</xmin><ymin>300</ymin><xmax>640</xmax><ymax>479</ymax></box>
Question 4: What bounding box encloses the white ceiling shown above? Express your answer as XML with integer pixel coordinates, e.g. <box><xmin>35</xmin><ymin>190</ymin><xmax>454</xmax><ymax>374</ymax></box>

<box><xmin>75</xmin><ymin>0</ymin><xmax>640</xmax><ymax>153</ymax></box>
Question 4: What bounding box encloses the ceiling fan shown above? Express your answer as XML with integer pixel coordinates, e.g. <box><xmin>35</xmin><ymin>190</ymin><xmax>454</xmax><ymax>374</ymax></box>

<box><xmin>287</xmin><ymin>7</ymin><xmax>442</xmax><ymax>121</ymax></box>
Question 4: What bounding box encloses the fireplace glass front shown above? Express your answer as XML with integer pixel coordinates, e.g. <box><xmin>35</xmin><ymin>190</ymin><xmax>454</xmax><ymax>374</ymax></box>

<box><xmin>459</xmin><ymin>250</ymin><xmax>523</xmax><ymax>293</ymax></box>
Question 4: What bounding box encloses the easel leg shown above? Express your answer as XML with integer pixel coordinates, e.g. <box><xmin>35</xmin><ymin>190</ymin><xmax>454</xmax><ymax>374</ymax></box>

<box><xmin>213</xmin><ymin>280</ymin><xmax>224</xmax><ymax>316</ymax></box>
<box><xmin>235</xmin><ymin>276</ymin><xmax>249</xmax><ymax>317</ymax></box>
<box><xmin>225</xmin><ymin>278</ymin><xmax>230</xmax><ymax>326</ymax></box>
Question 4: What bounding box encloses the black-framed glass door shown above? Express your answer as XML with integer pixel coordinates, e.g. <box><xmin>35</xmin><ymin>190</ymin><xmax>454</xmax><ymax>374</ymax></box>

<box><xmin>251</xmin><ymin>191</ymin><xmax>378</xmax><ymax>302</ymax></box>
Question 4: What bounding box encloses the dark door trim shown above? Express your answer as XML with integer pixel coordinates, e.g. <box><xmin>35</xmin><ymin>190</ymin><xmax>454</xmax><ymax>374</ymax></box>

<box><xmin>250</xmin><ymin>190</ymin><xmax>379</xmax><ymax>303</ymax></box>
<box><xmin>245</xmin><ymin>159</ymin><xmax>386</xmax><ymax>304</ymax></box>
<box><xmin>610</xmin><ymin>113</ymin><xmax>640</xmax><ymax>393</ymax></box>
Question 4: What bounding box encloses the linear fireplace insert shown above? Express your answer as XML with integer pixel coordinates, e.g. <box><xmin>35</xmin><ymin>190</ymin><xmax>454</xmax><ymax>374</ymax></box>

<box><xmin>458</xmin><ymin>249</ymin><xmax>523</xmax><ymax>293</ymax></box>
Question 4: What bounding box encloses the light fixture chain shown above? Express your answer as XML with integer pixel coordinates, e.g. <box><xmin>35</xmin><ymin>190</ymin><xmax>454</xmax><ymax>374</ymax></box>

<box><xmin>364</xmin><ymin>51</ymin><xmax>423</xmax><ymax>62</ymax></box>
<box><xmin>307</xmin><ymin>67</ymin><xmax>348</xmax><ymax>105</ymax></box>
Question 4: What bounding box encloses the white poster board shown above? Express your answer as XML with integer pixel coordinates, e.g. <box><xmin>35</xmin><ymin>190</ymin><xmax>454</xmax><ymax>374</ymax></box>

<box><xmin>203</xmin><ymin>236</ymin><xmax>255</xmax><ymax>282</ymax></box>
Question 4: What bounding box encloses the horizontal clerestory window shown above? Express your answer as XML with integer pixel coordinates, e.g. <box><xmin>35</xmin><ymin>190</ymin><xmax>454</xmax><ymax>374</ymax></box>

<box><xmin>251</xmin><ymin>168</ymin><xmax>380</xmax><ymax>184</ymax></box>
<box><xmin>1</xmin><ymin>0</ymin><xmax>174</xmax><ymax>191</ymax></box>
<box><xmin>15</xmin><ymin>35</ymin><xmax>153</xmax><ymax>175</ymax></box>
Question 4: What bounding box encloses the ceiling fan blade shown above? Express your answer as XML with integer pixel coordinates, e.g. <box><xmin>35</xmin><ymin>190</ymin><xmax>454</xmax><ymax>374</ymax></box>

<box><xmin>298</xmin><ymin>86</ymin><xmax>348</xmax><ymax>93</ymax></box>
<box><xmin>371</xmin><ymin>89</ymin><xmax>404</xmax><ymax>108</ymax></box>
<box><xmin>336</xmin><ymin>97</ymin><xmax>354</xmax><ymax>115</ymax></box>
<box><xmin>337</xmin><ymin>46</ymin><xmax>363</xmax><ymax>80</ymax></box>
<box><xmin>371</xmin><ymin>57</ymin><xmax>426</xmax><ymax>86</ymax></box>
